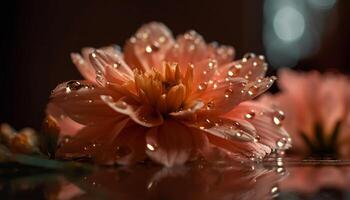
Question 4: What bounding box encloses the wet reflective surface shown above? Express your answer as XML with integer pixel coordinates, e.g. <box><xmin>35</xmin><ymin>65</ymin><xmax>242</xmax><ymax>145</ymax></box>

<box><xmin>1</xmin><ymin>158</ymin><xmax>350</xmax><ymax>200</ymax></box>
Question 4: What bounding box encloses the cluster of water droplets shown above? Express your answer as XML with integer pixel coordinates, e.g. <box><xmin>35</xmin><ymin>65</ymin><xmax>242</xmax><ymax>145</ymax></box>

<box><xmin>130</xmin><ymin>28</ymin><xmax>168</xmax><ymax>54</ymax></box>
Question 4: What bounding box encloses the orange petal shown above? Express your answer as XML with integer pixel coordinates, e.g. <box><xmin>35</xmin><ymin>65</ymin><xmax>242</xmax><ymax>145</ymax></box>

<box><xmin>215</xmin><ymin>54</ymin><xmax>267</xmax><ymax>81</ymax></box>
<box><xmin>56</xmin><ymin>118</ymin><xmax>129</xmax><ymax>164</ymax></box>
<box><xmin>196</xmin><ymin>77</ymin><xmax>248</xmax><ymax>115</ymax></box>
<box><xmin>165</xmin><ymin>30</ymin><xmax>208</xmax><ymax>73</ymax></box>
<box><xmin>145</xmin><ymin>120</ymin><xmax>193</xmax><ymax>167</ymax></box>
<box><xmin>89</xmin><ymin>50</ymin><xmax>133</xmax><ymax>86</ymax></box>
<box><xmin>187</xmin><ymin>117</ymin><xmax>258</xmax><ymax>143</ymax></box>
<box><xmin>49</xmin><ymin>81</ymin><xmax>122</xmax><ymax>125</ymax></box>
<box><xmin>101</xmin><ymin>95</ymin><xmax>164</xmax><ymax>127</ymax></box>
<box><xmin>124</xmin><ymin>22</ymin><xmax>175</xmax><ymax>72</ymax></box>
<box><xmin>224</xmin><ymin>101</ymin><xmax>291</xmax><ymax>152</ymax></box>
<box><xmin>207</xmin><ymin>43</ymin><xmax>235</xmax><ymax>65</ymax></box>
<box><xmin>70</xmin><ymin>52</ymin><xmax>96</xmax><ymax>83</ymax></box>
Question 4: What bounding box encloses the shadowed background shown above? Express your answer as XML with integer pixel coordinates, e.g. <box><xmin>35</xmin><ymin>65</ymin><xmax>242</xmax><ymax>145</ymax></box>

<box><xmin>1</xmin><ymin>0</ymin><xmax>349</xmax><ymax>130</ymax></box>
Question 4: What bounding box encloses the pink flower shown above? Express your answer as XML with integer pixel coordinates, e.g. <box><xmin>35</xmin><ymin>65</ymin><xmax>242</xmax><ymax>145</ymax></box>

<box><xmin>48</xmin><ymin>22</ymin><xmax>290</xmax><ymax>166</ymax></box>
<box><xmin>262</xmin><ymin>69</ymin><xmax>350</xmax><ymax>158</ymax></box>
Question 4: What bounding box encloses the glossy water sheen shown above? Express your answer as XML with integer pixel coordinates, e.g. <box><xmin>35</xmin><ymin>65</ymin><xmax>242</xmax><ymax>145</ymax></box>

<box><xmin>1</xmin><ymin>159</ymin><xmax>350</xmax><ymax>200</ymax></box>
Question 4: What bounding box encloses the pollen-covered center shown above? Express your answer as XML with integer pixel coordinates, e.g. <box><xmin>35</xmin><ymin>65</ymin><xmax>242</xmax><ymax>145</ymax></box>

<box><xmin>134</xmin><ymin>63</ymin><xmax>193</xmax><ymax>115</ymax></box>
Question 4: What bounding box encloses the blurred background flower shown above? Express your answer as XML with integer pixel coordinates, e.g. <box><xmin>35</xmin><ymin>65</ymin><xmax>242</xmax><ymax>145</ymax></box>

<box><xmin>262</xmin><ymin>70</ymin><xmax>350</xmax><ymax>158</ymax></box>
<box><xmin>0</xmin><ymin>0</ymin><xmax>349</xmax><ymax>130</ymax></box>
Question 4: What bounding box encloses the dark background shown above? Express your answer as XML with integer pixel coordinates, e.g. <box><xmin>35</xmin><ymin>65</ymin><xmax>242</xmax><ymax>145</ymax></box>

<box><xmin>1</xmin><ymin>0</ymin><xmax>349</xmax><ymax>130</ymax></box>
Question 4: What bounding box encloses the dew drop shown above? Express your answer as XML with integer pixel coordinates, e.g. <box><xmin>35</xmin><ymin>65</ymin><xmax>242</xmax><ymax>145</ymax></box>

<box><xmin>113</xmin><ymin>62</ymin><xmax>121</xmax><ymax>69</ymax></box>
<box><xmin>227</xmin><ymin>70</ymin><xmax>235</xmax><ymax>77</ymax></box>
<box><xmin>243</xmin><ymin>53</ymin><xmax>256</xmax><ymax>59</ymax></box>
<box><xmin>212</xmin><ymin>83</ymin><xmax>218</xmax><ymax>89</ymax></box>
<box><xmin>244</xmin><ymin>111</ymin><xmax>255</xmax><ymax>119</ymax></box>
<box><xmin>147</xmin><ymin>181</ymin><xmax>154</xmax><ymax>190</ymax></box>
<box><xmin>277</xmin><ymin>167</ymin><xmax>285</xmax><ymax>174</ymax></box>
<box><xmin>276</xmin><ymin>138</ymin><xmax>287</xmax><ymax>148</ymax></box>
<box><xmin>206</xmin><ymin>101</ymin><xmax>215</xmax><ymax>110</ymax></box>
<box><xmin>224</xmin><ymin>88</ymin><xmax>233</xmax><ymax>98</ymax></box>
<box><xmin>96</xmin><ymin>72</ymin><xmax>106</xmax><ymax>86</ymax></box>
<box><xmin>146</xmin><ymin>143</ymin><xmax>157</xmax><ymax>152</ymax></box>
<box><xmin>272</xmin><ymin>110</ymin><xmax>285</xmax><ymax>126</ymax></box>
<box><xmin>271</xmin><ymin>185</ymin><xmax>279</xmax><ymax>198</ymax></box>
<box><xmin>66</xmin><ymin>81</ymin><xmax>82</xmax><ymax>93</ymax></box>
<box><xmin>247</xmin><ymin>85</ymin><xmax>259</xmax><ymax>96</ymax></box>
<box><xmin>208</xmin><ymin>60</ymin><xmax>216</xmax><ymax>69</ymax></box>
<box><xmin>145</xmin><ymin>45</ymin><xmax>153</xmax><ymax>53</ymax></box>
<box><xmin>158</xmin><ymin>36</ymin><xmax>166</xmax><ymax>43</ymax></box>
<box><xmin>197</xmin><ymin>82</ymin><xmax>207</xmax><ymax>91</ymax></box>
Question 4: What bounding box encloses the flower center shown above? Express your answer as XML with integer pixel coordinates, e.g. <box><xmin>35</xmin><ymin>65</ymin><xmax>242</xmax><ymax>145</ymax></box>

<box><xmin>134</xmin><ymin>63</ymin><xmax>193</xmax><ymax>115</ymax></box>
<box><xmin>300</xmin><ymin>122</ymin><xmax>341</xmax><ymax>159</ymax></box>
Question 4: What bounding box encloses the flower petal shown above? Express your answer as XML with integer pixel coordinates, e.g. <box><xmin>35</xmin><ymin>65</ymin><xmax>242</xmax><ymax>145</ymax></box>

<box><xmin>208</xmin><ymin>43</ymin><xmax>235</xmax><ymax>65</ymax></box>
<box><xmin>215</xmin><ymin>54</ymin><xmax>267</xmax><ymax>81</ymax></box>
<box><xmin>46</xmin><ymin>103</ymin><xmax>84</xmax><ymax>137</ymax></box>
<box><xmin>89</xmin><ymin>50</ymin><xmax>133</xmax><ymax>86</ymax></box>
<box><xmin>196</xmin><ymin>77</ymin><xmax>248</xmax><ymax>115</ymax></box>
<box><xmin>145</xmin><ymin>120</ymin><xmax>193</xmax><ymax>167</ymax></box>
<box><xmin>124</xmin><ymin>22</ymin><xmax>175</xmax><ymax>72</ymax></box>
<box><xmin>113</xmin><ymin>124</ymin><xmax>148</xmax><ymax>165</ymax></box>
<box><xmin>101</xmin><ymin>95</ymin><xmax>164</xmax><ymax>127</ymax></box>
<box><xmin>187</xmin><ymin>117</ymin><xmax>258</xmax><ymax>142</ymax></box>
<box><xmin>70</xmin><ymin>52</ymin><xmax>96</xmax><ymax>83</ymax></box>
<box><xmin>278</xmin><ymin>69</ymin><xmax>319</xmax><ymax>136</ymax></box>
<box><xmin>165</xmin><ymin>30</ymin><xmax>208</xmax><ymax>73</ymax></box>
<box><xmin>170</xmin><ymin>100</ymin><xmax>204</xmax><ymax>121</ymax></box>
<box><xmin>224</xmin><ymin>101</ymin><xmax>291</xmax><ymax>152</ymax></box>
<box><xmin>318</xmin><ymin>74</ymin><xmax>348</xmax><ymax>135</ymax></box>
<box><xmin>49</xmin><ymin>81</ymin><xmax>122</xmax><ymax>125</ymax></box>
<box><xmin>56</xmin><ymin>118</ymin><xmax>129</xmax><ymax>164</ymax></box>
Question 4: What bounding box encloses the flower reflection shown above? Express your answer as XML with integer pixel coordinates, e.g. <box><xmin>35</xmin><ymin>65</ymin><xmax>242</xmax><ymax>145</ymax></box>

<box><xmin>279</xmin><ymin>165</ymin><xmax>350</xmax><ymax>198</ymax></box>
<box><xmin>57</xmin><ymin>162</ymin><xmax>284</xmax><ymax>200</ymax></box>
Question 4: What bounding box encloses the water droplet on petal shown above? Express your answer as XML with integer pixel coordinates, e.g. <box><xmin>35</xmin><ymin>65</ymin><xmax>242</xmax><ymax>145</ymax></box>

<box><xmin>224</xmin><ymin>88</ymin><xmax>233</xmax><ymax>98</ymax></box>
<box><xmin>247</xmin><ymin>85</ymin><xmax>259</xmax><ymax>96</ymax></box>
<box><xmin>271</xmin><ymin>186</ymin><xmax>279</xmax><ymax>198</ymax></box>
<box><xmin>197</xmin><ymin>82</ymin><xmax>207</xmax><ymax>91</ymax></box>
<box><xmin>145</xmin><ymin>45</ymin><xmax>153</xmax><ymax>53</ymax></box>
<box><xmin>277</xmin><ymin>167</ymin><xmax>285</xmax><ymax>174</ymax></box>
<box><xmin>276</xmin><ymin>138</ymin><xmax>287</xmax><ymax>148</ymax></box>
<box><xmin>96</xmin><ymin>72</ymin><xmax>106</xmax><ymax>86</ymax></box>
<box><xmin>243</xmin><ymin>53</ymin><xmax>256</xmax><ymax>59</ymax></box>
<box><xmin>206</xmin><ymin>101</ymin><xmax>215</xmax><ymax>110</ymax></box>
<box><xmin>244</xmin><ymin>111</ymin><xmax>255</xmax><ymax>119</ymax></box>
<box><xmin>147</xmin><ymin>181</ymin><xmax>154</xmax><ymax>190</ymax></box>
<box><xmin>146</xmin><ymin>143</ymin><xmax>157</xmax><ymax>152</ymax></box>
<box><xmin>272</xmin><ymin>110</ymin><xmax>285</xmax><ymax>126</ymax></box>
<box><xmin>208</xmin><ymin>60</ymin><xmax>217</xmax><ymax>69</ymax></box>
<box><xmin>227</xmin><ymin>70</ymin><xmax>235</xmax><ymax>77</ymax></box>
<box><xmin>66</xmin><ymin>81</ymin><xmax>82</xmax><ymax>93</ymax></box>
